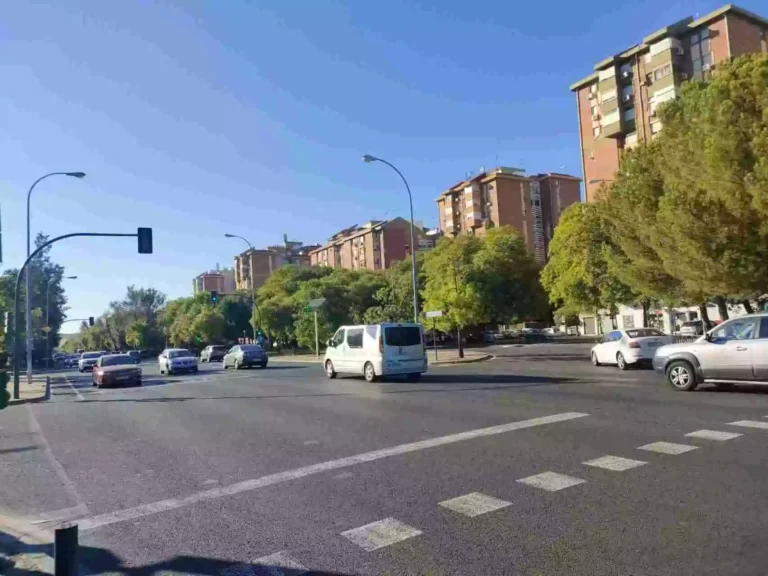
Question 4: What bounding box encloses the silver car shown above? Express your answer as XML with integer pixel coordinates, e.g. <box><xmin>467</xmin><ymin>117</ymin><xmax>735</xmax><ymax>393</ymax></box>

<box><xmin>222</xmin><ymin>344</ymin><xmax>268</xmax><ymax>370</ymax></box>
<box><xmin>653</xmin><ymin>313</ymin><xmax>768</xmax><ymax>391</ymax></box>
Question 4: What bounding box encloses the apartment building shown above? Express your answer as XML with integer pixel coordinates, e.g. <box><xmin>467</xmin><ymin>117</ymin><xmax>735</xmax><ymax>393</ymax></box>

<box><xmin>233</xmin><ymin>235</ymin><xmax>320</xmax><ymax>291</ymax></box>
<box><xmin>193</xmin><ymin>267</ymin><xmax>236</xmax><ymax>295</ymax></box>
<box><xmin>570</xmin><ymin>4</ymin><xmax>768</xmax><ymax>202</ymax></box>
<box><xmin>309</xmin><ymin>218</ymin><xmax>425</xmax><ymax>271</ymax></box>
<box><xmin>436</xmin><ymin>168</ymin><xmax>581</xmax><ymax>263</ymax></box>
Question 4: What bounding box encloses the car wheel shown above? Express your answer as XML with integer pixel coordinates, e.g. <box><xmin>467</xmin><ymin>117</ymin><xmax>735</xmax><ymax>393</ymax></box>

<box><xmin>234</xmin><ymin>359</ymin><xmax>241</xmax><ymax>370</ymax></box>
<box><xmin>617</xmin><ymin>352</ymin><xmax>628</xmax><ymax>370</ymax></box>
<box><xmin>325</xmin><ymin>360</ymin><xmax>337</xmax><ymax>379</ymax></box>
<box><xmin>666</xmin><ymin>360</ymin><xmax>698</xmax><ymax>391</ymax></box>
<box><xmin>364</xmin><ymin>362</ymin><xmax>377</xmax><ymax>383</ymax></box>
<box><xmin>223</xmin><ymin>361</ymin><xmax>228</xmax><ymax>370</ymax></box>
<box><xmin>193</xmin><ymin>367</ymin><xmax>198</xmax><ymax>373</ymax></box>
<box><xmin>591</xmin><ymin>352</ymin><xmax>601</xmax><ymax>366</ymax></box>
<box><xmin>259</xmin><ymin>362</ymin><xmax>267</xmax><ymax>369</ymax></box>
<box><xmin>167</xmin><ymin>367</ymin><xmax>173</xmax><ymax>376</ymax></box>
<box><xmin>406</xmin><ymin>373</ymin><xmax>421</xmax><ymax>382</ymax></box>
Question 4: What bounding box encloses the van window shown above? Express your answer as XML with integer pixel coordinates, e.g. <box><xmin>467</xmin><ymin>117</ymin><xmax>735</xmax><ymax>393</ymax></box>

<box><xmin>331</xmin><ymin>329</ymin><xmax>345</xmax><ymax>347</ymax></box>
<box><xmin>384</xmin><ymin>326</ymin><xmax>421</xmax><ymax>346</ymax></box>
<box><xmin>346</xmin><ymin>328</ymin><xmax>364</xmax><ymax>348</ymax></box>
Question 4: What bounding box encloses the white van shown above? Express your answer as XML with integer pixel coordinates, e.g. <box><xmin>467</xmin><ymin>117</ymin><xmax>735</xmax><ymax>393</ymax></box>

<box><xmin>324</xmin><ymin>323</ymin><xmax>427</xmax><ymax>382</ymax></box>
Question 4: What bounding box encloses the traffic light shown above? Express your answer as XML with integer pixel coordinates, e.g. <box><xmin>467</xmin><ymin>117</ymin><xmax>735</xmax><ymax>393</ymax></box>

<box><xmin>210</xmin><ymin>291</ymin><xmax>219</xmax><ymax>304</ymax></box>
<box><xmin>137</xmin><ymin>227</ymin><xmax>153</xmax><ymax>254</ymax></box>
<box><xmin>88</xmin><ymin>316</ymin><xmax>94</xmax><ymax>326</ymax></box>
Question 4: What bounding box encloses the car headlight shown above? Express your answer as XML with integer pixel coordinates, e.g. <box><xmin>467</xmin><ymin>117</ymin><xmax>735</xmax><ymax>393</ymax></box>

<box><xmin>96</xmin><ymin>370</ymin><xmax>104</xmax><ymax>376</ymax></box>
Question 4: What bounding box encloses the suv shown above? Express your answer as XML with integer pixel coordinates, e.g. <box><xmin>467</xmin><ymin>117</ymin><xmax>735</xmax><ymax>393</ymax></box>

<box><xmin>201</xmin><ymin>345</ymin><xmax>227</xmax><ymax>363</ymax></box>
<box><xmin>653</xmin><ymin>313</ymin><xmax>768</xmax><ymax>391</ymax></box>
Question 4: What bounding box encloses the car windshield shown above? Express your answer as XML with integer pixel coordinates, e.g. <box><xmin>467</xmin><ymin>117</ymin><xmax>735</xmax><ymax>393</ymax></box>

<box><xmin>169</xmin><ymin>349</ymin><xmax>193</xmax><ymax>358</ymax></box>
<box><xmin>682</xmin><ymin>321</ymin><xmax>700</xmax><ymax>327</ymax></box>
<box><xmin>626</xmin><ymin>329</ymin><xmax>665</xmax><ymax>338</ymax></box>
<box><xmin>211</xmin><ymin>346</ymin><xmax>226</xmax><ymax>351</ymax></box>
<box><xmin>384</xmin><ymin>326</ymin><xmax>422</xmax><ymax>346</ymax></box>
<box><xmin>101</xmin><ymin>355</ymin><xmax>134</xmax><ymax>367</ymax></box>
<box><xmin>82</xmin><ymin>352</ymin><xmax>101</xmax><ymax>359</ymax></box>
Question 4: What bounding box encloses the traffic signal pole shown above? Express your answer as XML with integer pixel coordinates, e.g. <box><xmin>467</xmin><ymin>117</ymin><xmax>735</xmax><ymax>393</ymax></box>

<box><xmin>12</xmin><ymin>230</ymin><xmax>152</xmax><ymax>398</ymax></box>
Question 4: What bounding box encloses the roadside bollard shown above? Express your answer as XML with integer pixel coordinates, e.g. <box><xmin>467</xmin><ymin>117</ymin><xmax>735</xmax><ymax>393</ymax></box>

<box><xmin>54</xmin><ymin>523</ymin><xmax>78</xmax><ymax>576</ymax></box>
<box><xmin>44</xmin><ymin>375</ymin><xmax>51</xmax><ymax>401</ymax></box>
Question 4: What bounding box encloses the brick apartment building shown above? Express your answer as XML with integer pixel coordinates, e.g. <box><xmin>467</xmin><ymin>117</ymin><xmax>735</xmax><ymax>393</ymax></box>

<box><xmin>309</xmin><ymin>218</ymin><xmax>426</xmax><ymax>271</ymax></box>
<box><xmin>233</xmin><ymin>235</ymin><xmax>320</xmax><ymax>291</ymax></box>
<box><xmin>570</xmin><ymin>4</ymin><xmax>768</xmax><ymax>202</ymax></box>
<box><xmin>436</xmin><ymin>167</ymin><xmax>581</xmax><ymax>263</ymax></box>
<box><xmin>192</xmin><ymin>267</ymin><xmax>236</xmax><ymax>295</ymax></box>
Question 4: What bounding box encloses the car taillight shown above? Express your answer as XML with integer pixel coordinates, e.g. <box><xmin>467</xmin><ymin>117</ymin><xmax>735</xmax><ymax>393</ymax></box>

<box><xmin>378</xmin><ymin>334</ymin><xmax>383</xmax><ymax>353</ymax></box>
<box><xmin>628</xmin><ymin>341</ymin><xmax>641</xmax><ymax>349</ymax></box>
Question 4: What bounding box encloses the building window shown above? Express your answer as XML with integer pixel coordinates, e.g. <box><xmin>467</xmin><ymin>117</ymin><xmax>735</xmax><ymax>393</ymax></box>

<box><xmin>691</xmin><ymin>28</ymin><xmax>712</xmax><ymax>80</ymax></box>
<box><xmin>653</xmin><ymin>64</ymin><xmax>672</xmax><ymax>81</ymax></box>
<box><xmin>619</xmin><ymin>62</ymin><xmax>632</xmax><ymax>79</ymax></box>
<box><xmin>621</xmin><ymin>84</ymin><xmax>633</xmax><ymax>102</ymax></box>
<box><xmin>623</xmin><ymin>107</ymin><xmax>635</xmax><ymax>121</ymax></box>
<box><xmin>589</xmin><ymin>83</ymin><xmax>597</xmax><ymax>94</ymax></box>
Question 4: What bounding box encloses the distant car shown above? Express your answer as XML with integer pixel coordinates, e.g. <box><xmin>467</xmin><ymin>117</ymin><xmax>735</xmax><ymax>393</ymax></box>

<box><xmin>126</xmin><ymin>350</ymin><xmax>142</xmax><ymax>364</ymax></box>
<box><xmin>591</xmin><ymin>328</ymin><xmax>672</xmax><ymax>370</ymax></box>
<box><xmin>158</xmin><ymin>348</ymin><xmax>198</xmax><ymax>375</ymax></box>
<box><xmin>679</xmin><ymin>320</ymin><xmax>704</xmax><ymax>336</ymax></box>
<box><xmin>223</xmin><ymin>344</ymin><xmax>268</xmax><ymax>370</ymax></box>
<box><xmin>78</xmin><ymin>351</ymin><xmax>103</xmax><ymax>372</ymax></box>
<box><xmin>653</xmin><ymin>313</ymin><xmax>768</xmax><ymax>391</ymax></box>
<box><xmin>65</xmin><ymin>355</ymin><xmax>80</xmax><ymax>368</ymax></box>
<box><xmin>201</xmin><ymin>345</ymin><xmax>228</xmax><ymax>363</ymax></box>
<box><xmin>543</xmin><ymin>327</ymin><xmax>557</xmax><ymax>335</ymax></box>
<box><xmin>92</xmin><ymin>354</ymin><xmax>142</xmax><ymax>388</ymax></box>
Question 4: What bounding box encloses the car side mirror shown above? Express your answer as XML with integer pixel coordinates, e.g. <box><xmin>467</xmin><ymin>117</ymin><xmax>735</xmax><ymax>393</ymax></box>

<box><xmin>326</xmin><ymin>339</ymin><xmax>334</xmax><ymax>348</ymax></box>
<box><xmin>704</xmin><ymin>332</ymin><xmax>712</xmax><ymax>342</ymax></box>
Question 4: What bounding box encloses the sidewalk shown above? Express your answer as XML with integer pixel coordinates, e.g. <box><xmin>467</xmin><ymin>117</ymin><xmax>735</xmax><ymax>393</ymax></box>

<box><xmin>8</xmin><ymin>375</ymin><xmax>49</xmax><ymax>406</ymax></box>
<box><xmin>0</xmin><ymin>513</ymin><xmax>54</xmax><ymax>576</ymax></box>
<box><xmin>270</xmin><ymin>350</ymin><xmax>493</xmax><ymax>366</ymax></box>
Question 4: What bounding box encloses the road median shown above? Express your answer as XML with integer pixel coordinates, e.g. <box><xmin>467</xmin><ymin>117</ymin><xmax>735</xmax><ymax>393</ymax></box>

<box><xmin>8</xmin><ymin>375</ymin><xmax>50</xmax><ymax>406</ymax></box>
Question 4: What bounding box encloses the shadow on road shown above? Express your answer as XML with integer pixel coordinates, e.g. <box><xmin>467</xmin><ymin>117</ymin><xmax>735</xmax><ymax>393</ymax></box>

<box><xmin>493</xmin><ymin>353</ymin><xmax>588</xmax><ymax>362</ymax></box>
<box><xmin>80</xmin><ymin>544</ymin><xmax>351</xmax><ymax>575</ymax></box>
<box><xmin>0</xmin><ymin>445</ymin><xmax>40</xmax><ymax>455</ymax></box>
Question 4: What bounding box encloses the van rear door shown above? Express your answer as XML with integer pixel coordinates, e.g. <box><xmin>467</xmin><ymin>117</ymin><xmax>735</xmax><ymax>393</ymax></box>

<box><xmin>382</xmin><ymin>325</ymin><xmax>425</xmax><ymax>373</ymax></box>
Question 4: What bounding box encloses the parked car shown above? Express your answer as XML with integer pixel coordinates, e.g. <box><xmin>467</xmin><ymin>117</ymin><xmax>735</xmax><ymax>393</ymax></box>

<box><xmin>92</xmin><ymin>354</ymin><xmax>142</xmax><ymax>388</ymax></box>
<box><xmin>65</xmin><ymin>355</ymin><xmax>80</xmax><ymax>368</ymax></box>
<box><xmin>653</xmin><ymin>313</ymin><xmax>768</xmax><ymax>391</ymax></box>
<box><xmin>201</xmin><ymin>345</ymin><xmax>228</xmax><ymax>363</ymax></box>
<box><xmin>222</xmin><ymin>344</ymin><xmax>268</xmax><ymax>369</ymax></box>
<box><xmin>158</xmin><ymin>348</ymin><xmax>198</xmax><ymax>375</ymax></box>
<box><xmin>324</xmin><ymin>323</ymin><xmax>427</xmax><ymax>382</ymax></box>
<box><xmin>591</xmin><ymin>328</ymin><xmax>672</xmax><ymax>370</ymax></box>
<box><xmin>78</xmin><ymin>351</ymin><xmax>104</xmax><ymax>372</ymax></box>
<box><xmin>679</xmin><ymin>320</ymin><xmax>705</xmax><ymax>336</ymax></box>
<box><xmin>126</xmin><ymin>350</ymin><xmax>142</xmax><ymax>364</ymax></box>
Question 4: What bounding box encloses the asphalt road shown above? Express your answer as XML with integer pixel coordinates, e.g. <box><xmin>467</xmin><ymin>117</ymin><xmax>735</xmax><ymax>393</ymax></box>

<box><xmin>4</xmin><ymin>343</ymin><xmax>768</xmax><ymax>575</ymax></box>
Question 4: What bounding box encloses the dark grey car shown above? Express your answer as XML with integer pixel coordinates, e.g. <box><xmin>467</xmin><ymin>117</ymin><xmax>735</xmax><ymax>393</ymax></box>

<box><xmin>222</xmin><ymin>344</ymin><xmax>268</xmax><ymax>369</ymax></box>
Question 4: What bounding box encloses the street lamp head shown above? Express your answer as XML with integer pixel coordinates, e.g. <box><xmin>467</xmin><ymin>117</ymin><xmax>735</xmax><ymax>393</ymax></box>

<box><xmin>362</xmin><ymin>154</ymin><xmax>378</xmax><ymax>163</ymax></box>
<box><xmin>66</xmin><ymin>172</ymin><xmax>86</xmax><ymax>179</ymax></box>
<box><xmin>224</xmin><ymin>233</ymin><xmax>235</xmax><ymax>238</ymax></box>
<box><xmin>66</xmin><ymin>276</ymin><xmax>78</xmax><ymax>280</ymax></box>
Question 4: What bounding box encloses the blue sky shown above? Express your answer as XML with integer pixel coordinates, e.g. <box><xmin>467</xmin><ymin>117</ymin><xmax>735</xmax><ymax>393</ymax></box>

<box><xmin>1</xmin><ymin>0</ymin><xmax>760</xmax><ymax>329</ymax></box>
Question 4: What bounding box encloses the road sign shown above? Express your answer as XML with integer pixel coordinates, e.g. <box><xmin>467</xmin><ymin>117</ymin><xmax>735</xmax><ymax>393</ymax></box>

<box><xmin>308</xmin><ymin>298</ymin><xmax>326</xmax><ymax>310</ymax></box>
<box><xmin>425</xmin><ymin>310</ymin><xmax>443</xmax><ymax>318</ymax></box>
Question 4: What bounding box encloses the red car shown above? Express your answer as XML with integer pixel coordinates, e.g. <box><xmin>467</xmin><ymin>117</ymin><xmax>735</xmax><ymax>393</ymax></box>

<box><xmin>92</xmin><ymin>354</ymin><xmax>142</xmax><ymax>388</ymax></box>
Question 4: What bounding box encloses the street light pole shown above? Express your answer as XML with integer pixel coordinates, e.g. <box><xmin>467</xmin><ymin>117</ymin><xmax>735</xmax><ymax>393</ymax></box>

<box><xmin>362</xmin><ymin>155</ymin><xmax>419</xmax><ymax>323</ymax></box>
<box><xmin>26</xmin><ymin>172</ymin><xmax>85</xmax><ymax>383</ymax></box>
<box><xmin>225</xmin><ymin>234</ymin><xmax>259</xmax><ymax>343</ymax></box>
<box><xmin>45</xmin><ymin>276</ymin><xmax>77</xmax><ymax>369</ymax></box>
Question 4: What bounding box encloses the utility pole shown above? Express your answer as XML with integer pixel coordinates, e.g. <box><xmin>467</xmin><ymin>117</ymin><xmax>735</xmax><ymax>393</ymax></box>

<box><xmin>307</xmin><ymin>298</ymin><xmax>326</xmax><ymax>359</ymax></box>
<box><xmin>451</xmin><ymin>262</ymin><xmax>464</xmax><ymax>359</ymax></box>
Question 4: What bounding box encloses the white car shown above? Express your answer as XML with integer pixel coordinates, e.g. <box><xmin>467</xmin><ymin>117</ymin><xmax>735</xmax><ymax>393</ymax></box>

<box><xmin>324</xmin><ymin>323</ymin><xmax>427</xmax><ymax>382</ymax></box>
<box><xmin>591</xmin><ymin>328</ymin><xmax>672</xmax><ymax>370</ymax></box>
<box><xmin>158</xmin><ymin>348</ymin><xmax>198</xmax><ymax>375</ymax></box>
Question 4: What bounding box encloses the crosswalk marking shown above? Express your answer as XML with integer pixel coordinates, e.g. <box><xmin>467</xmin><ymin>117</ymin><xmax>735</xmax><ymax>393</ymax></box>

<box><xmin>728</xmin><ymin>420</ymin><xmax>768</xmax><ymax>429</ymax></box>
<box><xmin>341</xmin><ymin>517</ymin><xmax>423</xmax><ymax>551</ymax></box>
<box><xmin>638</xmin><ymin>442</ymin><xmax>698</xmax><ymax>455</ymax></box>
<box><xmin>517</xmin><ymin>471</ymin><xmax>586</xmax><ymax>492</ymax></box>
<box><xmin>583</xmin><ymin>455</ymin><xmax>647</xmax><ymax>471</ymax></box>
<box><xmin>439</xmin><ymin>492</ymin><xmax>512</xmax><ymax>517</ymax></box>
<box><xmin>685</xmin><ymin>430</ymin><xmax>743</xmax><ymax>441</ymax></box>
<box><xmin>220</xmin><ymin>551</ymin><xmax>307</xmax><ymax>576</ymax></box>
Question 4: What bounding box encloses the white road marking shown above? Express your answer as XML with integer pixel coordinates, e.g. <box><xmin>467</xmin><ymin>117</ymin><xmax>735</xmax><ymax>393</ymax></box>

<box><xmin>638</xmin><ymin>441</ymin><xmax>698</xmax><ymax>455</ymax></box>
<box><xmin>439</xmin><ymin>492</ymin><xmax>511</xmax><ymax>517</ymax></box>
<box><xmin>685</xmin><ymin>430</ymin><xmax>743</xmax><ymax>441</ymax></box>
<box><xmin>728</xmin><ymin>420</ymin><xmax>768</xmax><ymax>429</ymax></box>
<box><xmin>341</xmin><ymin>517</ymin><xmax>423</xmax><ymax>551</ymax></box>
<box><xmin>220</xmin><ymin>551</ymin><xmax>307</xmax><ymax>576</ymax></box>
<box><xmin>583</xmin><ymin>455</ymin><xmax>647</xmax><ymax>471</ymax></box>
<box><xmin>29</xmin><ymin>503</ymin><xmax>90</xmax><ymax>525</ymax></box>
<box><xmin>517</xmin><ymin>471</ymin><xmax>586</xmax><ymax>492</ymax></box>
<box><xmin>78</xmin><ymin>411</ymin><xmax>588</xmax><ymax>531</ymax></box>
<box><xmin>63</xmin><ymin>375</ymin><xmax>84</xmax><ymax>401</ymax></box>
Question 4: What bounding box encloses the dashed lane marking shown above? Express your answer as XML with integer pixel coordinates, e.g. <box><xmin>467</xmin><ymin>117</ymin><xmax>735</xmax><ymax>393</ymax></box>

<box><xmin>77</xmin><ymin>411</ymin><xmax>589</xmax><ymax>531</ymax></box>
<box><xmin>341</xmin><ymin>517</ymin><xmax>423</xmax><ymax>552</ymax></box>
<box><xmin>517</xmin><ymin>471</ymin><xmax>586</xmax><ymax>492</ymax></box>
<box><xmin>439</xmin><ymin>492</ymin><xmax>512</xmax><ymax>517</ymax></box>
<box><xmin>638</xmin><ymin>441</ymin><xmax>698</xmax><ymax>455</ymax></box>
<box><xmin>583</xmin><ymin>455</ymin><xmax>647</xmax><ymax>471</ymax></box>
<box><xmin>685</xmin><ymin>430</ymin><xmax>743</xmax><ymax>441</ymax></box>
<box><xmin>727</xmin><ymin>420</ymin><xmax>768</xmax><ymax>430</ymax></box>
<box><xmin>63</xmin><ymin>374</ymin><xmax>85</xmax><ymax>401</ymax></box>
<box><xmin>220</xmin><ymin>551</ymin><xmax>307</xmax><ymax>576</ymax></box>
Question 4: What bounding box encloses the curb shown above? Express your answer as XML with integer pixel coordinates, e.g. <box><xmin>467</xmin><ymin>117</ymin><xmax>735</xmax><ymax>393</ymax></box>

<box><xmin>0</xmin><ymin>513</ymin><xmax>54</xmax><ymax>576</ymax></box>
<box><xmin>430</xmin><ymin>354</ymin><xmax>494</xmax><ymax>366</ymax></box>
